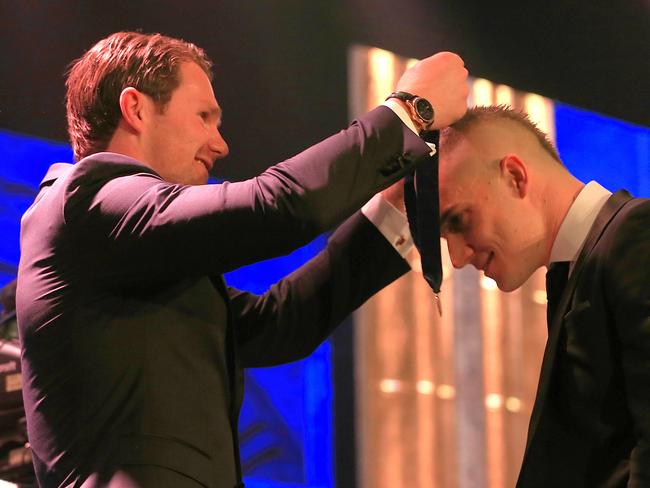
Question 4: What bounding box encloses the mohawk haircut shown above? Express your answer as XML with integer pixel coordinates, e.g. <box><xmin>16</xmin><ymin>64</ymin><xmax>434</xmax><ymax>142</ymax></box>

<box><xmin>441</xmin><ymin>105</ymin><xmax>562</xmax><ymax>164</ymax></box>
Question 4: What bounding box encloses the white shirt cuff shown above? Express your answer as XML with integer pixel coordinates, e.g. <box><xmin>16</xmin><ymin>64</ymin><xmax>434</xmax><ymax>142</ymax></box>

<box><xmin>382</xmin><ymin>99</ymin><xmax>437</xmax><ymax>156</ymax></box>
<box><xmin>362</xmin><ymin>193</ymin><xmax>414</xmax><ymax>266</ymax></box>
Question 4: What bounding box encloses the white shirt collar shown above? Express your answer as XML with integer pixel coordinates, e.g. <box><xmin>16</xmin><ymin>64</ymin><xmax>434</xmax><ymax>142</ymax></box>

<box><xmin>549</xmin><ymin>181</ymin><xmax>612</xmax><ymax>263</ymax></box>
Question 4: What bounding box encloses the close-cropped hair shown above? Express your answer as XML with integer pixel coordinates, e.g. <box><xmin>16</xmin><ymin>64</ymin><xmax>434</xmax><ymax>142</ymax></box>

<box><xmin>65</xmin><ymin>31</ymin><xmax>213</xmax><ymax>161</ymax></box>
<box><xmin>441</xmin><ymin>105</ymin><xmax>563</xmax><ymax>164</ymax></box>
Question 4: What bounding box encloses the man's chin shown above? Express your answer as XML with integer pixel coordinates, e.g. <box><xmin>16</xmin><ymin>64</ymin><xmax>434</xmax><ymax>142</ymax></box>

<box><xmin>186</xmin><ymin>171</ymin><xmax>210</xmax><ymax>186</ymax></box>
<box><xmin>496</xmin><ymin>281</ymin><xmax>518</xmax><ymax>293</ymax></box>
<box><xmin>495</xmin><ymin>274</ymin><xmax>528</xmax><ymax>293</ymax></box>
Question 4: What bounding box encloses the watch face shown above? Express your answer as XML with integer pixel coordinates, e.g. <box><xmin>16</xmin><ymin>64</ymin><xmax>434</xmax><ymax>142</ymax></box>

<box><xmin>414</xmin><ymin>98</ymin><xmax>434</xmax><ymax>123</ymax></box>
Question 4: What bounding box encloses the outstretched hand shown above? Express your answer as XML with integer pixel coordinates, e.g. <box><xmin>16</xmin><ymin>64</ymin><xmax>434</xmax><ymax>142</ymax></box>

<box><xmin>396</xmin><ymin>52</ymin><xmax>469</xmax><ymax>129</ymax></box>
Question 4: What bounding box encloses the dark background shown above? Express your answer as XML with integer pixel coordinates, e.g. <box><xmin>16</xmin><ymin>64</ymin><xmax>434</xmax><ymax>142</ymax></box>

<box><xmin>1</xmin><ymin>0</ymin><xmax>648</xmax><ymax>183</ymax></box>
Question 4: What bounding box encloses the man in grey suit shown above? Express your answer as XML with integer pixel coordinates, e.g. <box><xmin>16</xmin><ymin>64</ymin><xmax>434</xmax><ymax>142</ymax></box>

<box><xmin>437</xmin><ymin>106</ymin><xmax>650</xmax><ymax>486</ymax></box>
<box><xmin>16</xmin><ymin>32</ymin><xmax>468</xmax><ymax>487</ymax></box>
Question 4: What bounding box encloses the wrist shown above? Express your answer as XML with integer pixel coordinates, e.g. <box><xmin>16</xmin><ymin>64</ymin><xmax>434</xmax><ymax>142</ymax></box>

<box><xmin>385</xmin><ymin>91</ymin><xmax>434</xmax><ymax>133</ymax></box>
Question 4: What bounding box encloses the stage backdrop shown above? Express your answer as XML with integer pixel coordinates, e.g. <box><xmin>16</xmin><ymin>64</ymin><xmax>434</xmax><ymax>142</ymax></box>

<box><xmin>350</xmin><ymin>45</ymin><xmax>650</xmax><ymax>488</ymax></box>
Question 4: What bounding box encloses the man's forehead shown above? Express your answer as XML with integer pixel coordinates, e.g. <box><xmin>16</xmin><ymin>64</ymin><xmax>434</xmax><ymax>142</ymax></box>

<box><xmin>440</xmin><ymin>120</ymin><xmax>516</xmax><ymax>179</ymax></box>
<box><xmin>440</xmin><ymin>175</ymin><xmax>472</xmax><ymax>206</ymax></box>
<box><xmin>439</xmin><ymin>135</ymin><xmax>492</xmax><ymax>206</ymax></box>
<box><xmin>440</xmin><ymin>134</ymin><xmax>479</xmax><ymax>179</ymax></box>
<box><xmin>445</xmin><ymin>123</ymin><xmax>495</xmax><ymax>152</ymax></box>
<box><xmin>177</xmin><ymin>62</ymin><xmax>222</xmax><ymax>110</ymax></box>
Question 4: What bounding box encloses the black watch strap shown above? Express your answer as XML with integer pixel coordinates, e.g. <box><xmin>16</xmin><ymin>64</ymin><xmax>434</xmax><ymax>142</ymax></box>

<box><xmin>385</xmin><ymin>91</ymin><xmax>417</xmax><ymax>102</ymax></box>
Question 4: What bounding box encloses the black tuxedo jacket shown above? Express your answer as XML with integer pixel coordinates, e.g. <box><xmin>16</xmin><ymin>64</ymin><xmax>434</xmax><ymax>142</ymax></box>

<box><xmin>16</xmin><ymin>107</ymin><xmax>430</xmax><ymax>487</ymax></box>
<box><xmin>517</xmin><ymin>191</ymin><xmax>650</xmax><ymax>487</ymax></box>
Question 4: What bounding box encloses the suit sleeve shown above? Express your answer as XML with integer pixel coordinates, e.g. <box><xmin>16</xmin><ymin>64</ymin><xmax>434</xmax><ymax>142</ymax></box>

<box><xmin>61</xmin><ymin>107</ymin><xmax>431</xmax><ymax>287</ymax></box>
<box><xmin>228</xmin><ymin>211</ymin><xmax>410</xmax><ymax>367</ymax></box>
<box><xmin>606</xmin><ymin>200</ymin><xmax>650</xmax><ymax>484</ymax></box>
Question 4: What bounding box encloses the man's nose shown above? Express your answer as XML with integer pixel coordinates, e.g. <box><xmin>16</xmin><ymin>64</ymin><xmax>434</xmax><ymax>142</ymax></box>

<box><xmin>445</xmin><ymin>234</ymin><xmax>473</xmax><ymax>269</ymax></box>
<box><xmin>208</xmin><ymin>128</ymin><xmax>229</xmax><ymax>159</ymax></box>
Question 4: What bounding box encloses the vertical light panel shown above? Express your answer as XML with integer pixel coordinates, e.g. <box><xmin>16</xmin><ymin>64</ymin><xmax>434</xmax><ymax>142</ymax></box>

<box><xmin>352</xmin><ymin>44</ymin><xmax>461</xmax><ymax>487</ymax></box>
<box><xmin>368</xmin><ymin>47</ymin><xmax>396</xmax><ymax>108</ymax></box>
<box><xmin>525</xmin><ymin>93</ymin><xmax>555</xmax><ymax>142</ymax></box>
<box><xmin>495</xmin><ymin>85</ymin><xmax>514</xmax><ymax>108</ymax></box>
<box><xmin>481</xmin><ymin>276</ymin><xmax>506</xmax><ymax>488</ymax></box>
<box><xmin>453</xmin><ymin>265</ymin><xmax>485</xmax><ymax>488</ymax></box>
<box><xmin>472</xmin><ymin>78</ymin><xmax>494</xmax><ymax>106</ymax></box>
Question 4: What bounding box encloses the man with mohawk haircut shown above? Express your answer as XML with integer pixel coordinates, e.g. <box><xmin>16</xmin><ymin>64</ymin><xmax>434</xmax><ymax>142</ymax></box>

<box><xmin>437</xmin><ymin>105</ymin><xmax>650</xmax><ymax>487</ymax></box>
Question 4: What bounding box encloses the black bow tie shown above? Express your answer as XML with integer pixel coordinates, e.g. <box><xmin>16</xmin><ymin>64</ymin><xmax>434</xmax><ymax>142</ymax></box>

<box><xmin>404</xmin><ymin>130</ymin><xmax>443</xmax><ymax>314</ymax></box>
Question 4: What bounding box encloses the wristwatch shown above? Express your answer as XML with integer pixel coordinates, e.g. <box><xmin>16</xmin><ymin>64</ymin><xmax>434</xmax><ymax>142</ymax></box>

<box><xmin>385</xmin><ymin>91</ymin><xmax>435</xmax><ymax>132</ymax></box>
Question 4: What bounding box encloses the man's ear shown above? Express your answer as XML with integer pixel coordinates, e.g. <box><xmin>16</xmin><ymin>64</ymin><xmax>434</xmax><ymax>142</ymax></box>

<box><xmin>499</xmin><ymin>154</ymin><xmax>528</xmax><ymax>198</ymax></box>
<box><xmin>118</xmin><ymin>87</ymin><xmax>148</xmax><ymax>133</ymax></box>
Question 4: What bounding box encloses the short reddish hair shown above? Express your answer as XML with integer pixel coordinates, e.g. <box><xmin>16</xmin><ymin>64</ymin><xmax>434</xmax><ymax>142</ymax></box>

<box><xmin>65</xmin><ymin>31</ymin><xmax>213</xmax><ymax>160</ymax></box>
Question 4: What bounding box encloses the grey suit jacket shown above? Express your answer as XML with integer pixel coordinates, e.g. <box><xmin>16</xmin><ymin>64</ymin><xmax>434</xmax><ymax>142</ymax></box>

<box><xmin>517</xmin><ymin>191</ymin><xmax>650</xmax><ymax>487</ymax></box>
<box><xmin>16</xmin><ymin>107</ymin><xmax>430</xmax><ymax>487</ymax></box>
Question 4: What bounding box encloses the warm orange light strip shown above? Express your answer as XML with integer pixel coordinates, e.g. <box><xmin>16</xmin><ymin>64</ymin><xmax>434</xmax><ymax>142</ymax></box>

<box><xmin>481</xmin><ymin>278</ymin><xmax>506</xmax><ymax>488</ymax></box>
<box><xmin>368</xmin><ymin>48</ymin><xmax>396</xmax><ymax>108</ymax></box>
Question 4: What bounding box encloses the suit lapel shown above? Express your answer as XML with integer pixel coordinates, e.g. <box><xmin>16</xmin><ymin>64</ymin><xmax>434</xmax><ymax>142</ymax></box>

<box><xmin>210</xmin><ymin>274</ymin><xmax>246</xmax><ymax>485</ymax></box>
<box><xmin>208</xmin><ymin>274</ymin><xmax>244</xmax><ymax>411</ymax></box>
<box><xmin>522</xmin><ymin>190</ymin><xmax>633</xmax><ymax>460</ymax></box>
